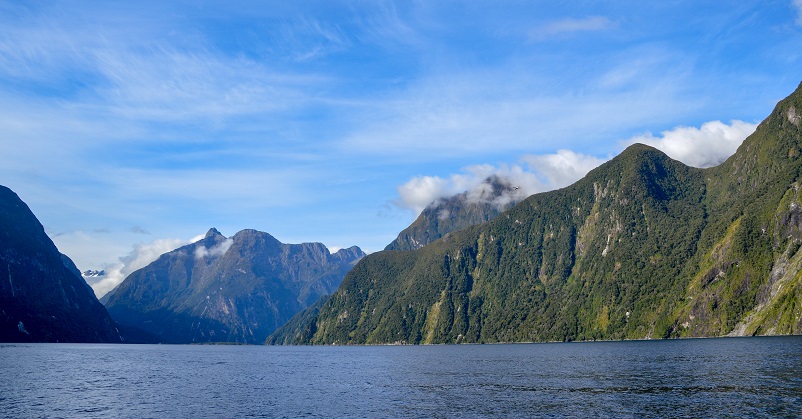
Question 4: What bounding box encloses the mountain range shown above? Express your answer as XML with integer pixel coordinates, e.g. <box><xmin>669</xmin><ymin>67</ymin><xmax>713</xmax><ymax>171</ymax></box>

<box><xmin>269</xmin><ymin>82</ymin><xmax>802</xmax><ymax>345</ymax></box>
<box><xmin>4</xmin><ymin>82</ymin><xmax>802</xmax><ymax>346</ymax></box>
<box><xmin>0</xmin><ymin>185</ymin><xmax>122</xmax><ymax>343</ymax></box>
<box><xmin>102</xmin><ymin>228</ymin><xmax>364</xmax><ymax>344</ymax></box>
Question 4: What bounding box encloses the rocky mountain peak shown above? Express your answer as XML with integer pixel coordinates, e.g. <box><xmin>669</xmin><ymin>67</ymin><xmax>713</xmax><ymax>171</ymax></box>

<box><xmin>103</xmin><ymin>226</ymin><xmax>364</xmax><ymax>344</ymax></box>
<box><xmin>205</xmin><ymin>227</ymin><xmax>223</xmax><ymax>238</ymax></box>
<box><xmin>333</xmin><ymin>246</ymin><xmax>367</xmax><ymax>262</ymax></box>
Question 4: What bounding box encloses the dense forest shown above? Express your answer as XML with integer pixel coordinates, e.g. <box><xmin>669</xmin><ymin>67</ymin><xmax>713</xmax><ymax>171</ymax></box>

<box><xmin>270</xmin><ymin>82</ymin><xmax>802</xmax><ymax>345</ymax></box>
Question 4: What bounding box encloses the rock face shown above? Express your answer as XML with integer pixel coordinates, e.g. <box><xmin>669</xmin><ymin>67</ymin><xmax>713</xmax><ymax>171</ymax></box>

<box><xmin>272</xmin><ymin>82</ymin><xmax>802</xmax><ymax>345</ymax></box>
<box><xmin>102</xmin><ymin>228</ymin><xmax>364</xmax><ymax>344</ymax></box>
<box><xmin>386</xmin><ymin>175</ymin><xmax>525</xmax><ymax>251</ymax></box>
<box><xmin>0</xmin><ymin>185</ymin><xmax>122</xmax><ymax>343</ymax></box>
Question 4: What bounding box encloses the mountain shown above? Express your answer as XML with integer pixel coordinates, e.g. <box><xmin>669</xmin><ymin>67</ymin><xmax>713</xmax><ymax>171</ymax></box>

<box><xmin>386</xmin><ymin>175</ymin><xmax>526</xmax><ymax>251</ymax></box>
<box><xmin>102</xmin><ymin>228</ymin><xmax>364</xmax><ymax>344</ymax></box>
<box><xmin>269</xmin><ymin>176</ymin><xmax>520</xmax><ymax>344</ymax></box>
<box><xmin>0</xmin><ymin>185</ymin><xmax>122</xmax><ymax>343</ymax></box>
<box><xmin>270</xmin><ymin>82</ymin><xmax>802</xmax><ymax>345</ymax></box>
<box><xmin>82</xmin><ymin>269</ymin><xmax>106</xmax><ymax>278</ymax></box>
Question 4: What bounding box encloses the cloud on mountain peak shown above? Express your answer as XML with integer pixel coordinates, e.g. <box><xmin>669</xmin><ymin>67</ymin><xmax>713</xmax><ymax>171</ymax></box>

<box><xmin>622</xmin><ymin>120</ymin><xmax>757</xmax><ymax>168</ymax></box>
<box><xmin>394</xmin><ymin>119</ymin><xmax>756</xmax><ymax>217</ymax></box>
<box><xmin>195</xmin><ymin>238</ymin><xmax>234</xmax><ymax>260</ymax></box>
<box><xmin>395</xmin><ymin>150</ymin><xmax>605</xmax><ymax>215</ymax></box>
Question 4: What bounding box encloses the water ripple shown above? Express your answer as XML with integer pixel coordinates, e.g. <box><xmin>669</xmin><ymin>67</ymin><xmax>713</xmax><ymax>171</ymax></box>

<box><xmin>1</xmin><ymin>337</ymin><xmax>801</xmax><ymax>418</ymax></box>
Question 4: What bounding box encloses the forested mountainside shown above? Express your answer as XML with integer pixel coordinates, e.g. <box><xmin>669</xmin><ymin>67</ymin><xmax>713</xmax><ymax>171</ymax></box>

<box><xmin>271</xmin><ymin>82</ymin><xmax>802</xmax><ymax>345</ymax></box>
<box><xmin>270</xmin><ymin>176</ymin><xmax>521</xmax><ymax>344</ymax></box>
<box><xmin>0</xmin><ymin>185</ymin><xmax>122</xmax><ymax>343</ymax></box>
<box><xmin>103</xmin><ymin>228</ymin><xmax>363</xmax><ymax>344</ymax></box>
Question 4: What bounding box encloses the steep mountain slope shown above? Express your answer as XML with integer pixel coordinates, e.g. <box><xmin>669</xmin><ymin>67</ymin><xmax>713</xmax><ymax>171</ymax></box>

<box><xmin>270</xmin><ymin>176</ymin><xmax>522</xmax><ymax>344</ymax></box>
<box><xmin>0</xmin><ymin>185</ymin><xmax>122</xmax><ymax>343</ymax></box>
<box><xmin>272</xmin><ymin>82</ymin><xmax>802</xmax><ymax>345</ymax></box>
<box><xmin>102</xmin><ymin>228</ymin><xmax>364</xmax><ymax>344</ymax></box>
<box><xmin>386</xmin><ymin>176</ymin><xmax>525</xmax><ymax>251</ymax></box>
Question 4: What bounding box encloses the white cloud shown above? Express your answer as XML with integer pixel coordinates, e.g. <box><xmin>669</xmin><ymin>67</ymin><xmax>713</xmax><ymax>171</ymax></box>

<box><xmin>394</xmin><ymin>118</ymin><xmax>754</xmax><ymax>217</ymax></box>
<box><xmin>522</xmin><ymin>150</ymin><xmax>608</xmax><ymax>190</ymax></box>
<box><xmin>395</xmin><ymin>151</ymin><xmax>605</xmax><ymax>215</ymax></box>
<box><xmin>91</xmin><ymin>236</ymin><xmax>197</xmax><ymax>299</ymax></box>
<box><xmin>396</xmin><ymin>176</ymin><xmax>451</xmax><ymax>214</ymax></box>
<box><xmin>622</xmin><ymin>120</ymin><xmax>757</xmax><ymax>168</ymax></box>
<box><xmin>195</xmin><ymin>238</ymin><xmax>234</xmax><ymax>260</ymax></box>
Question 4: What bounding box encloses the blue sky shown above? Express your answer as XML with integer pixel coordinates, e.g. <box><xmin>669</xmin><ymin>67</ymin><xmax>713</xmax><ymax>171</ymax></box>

<box><xmin>2</xmin><ymin>1</ymin><xmax>801</xmax><ymax>296</ymax></box>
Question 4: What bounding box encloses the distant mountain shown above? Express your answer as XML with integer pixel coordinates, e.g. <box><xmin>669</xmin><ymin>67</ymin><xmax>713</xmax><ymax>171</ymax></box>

<box><xmin>271</xmin><ymin>82</ymin><xmax>802</xmax><ymax>345</ymax></box>
<box><xmin>82</xmin><ymin>269</ymin><xmax>106</xmax><ymax>278</ymax></box>
<box><xmin>0</xmin><ymin>185</ymin><xmax>122</xmax><ymax>343</ymax></box>
<box><xmin>102</xmin><ymin>228</ymin><xmax>364</xmax><ymax>344</ymax></box>
<box><xmin>386</xmin><ymin>175</ymin><xmax>526</xmax><ymax>251</ymax></box>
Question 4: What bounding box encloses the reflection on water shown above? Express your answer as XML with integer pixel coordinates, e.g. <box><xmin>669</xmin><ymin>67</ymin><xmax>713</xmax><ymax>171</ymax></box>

<box><xmin>1</xmin><ymin>336</ymin><xmax>800</xmax><ymax>417</ymax></box>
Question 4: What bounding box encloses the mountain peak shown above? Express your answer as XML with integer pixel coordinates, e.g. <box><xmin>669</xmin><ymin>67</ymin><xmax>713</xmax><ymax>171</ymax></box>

<box><xmin>103</xmin><ymin>227</ymin><xmax>366</xmax><ymax>344</ymax></box>
<box><xmin>618</xmin><ymin>142</ymin><xmax>663</xmax><ymax>158</ymax></box>
<box><xmin>205</xmin><ymin>227</ymin><xmax>223</xmax><ymax>238</ymax></box>
<box><xmin>333</xmin><ymin>246</ymin><xmax>367</xmax><ymax>261</ymax></box>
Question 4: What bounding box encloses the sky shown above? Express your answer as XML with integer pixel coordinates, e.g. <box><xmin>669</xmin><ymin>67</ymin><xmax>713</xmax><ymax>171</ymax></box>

<box><xmin>1</xmin><ymin>1</ymin><xmax>801</xmax><ymax>297</ymax></box>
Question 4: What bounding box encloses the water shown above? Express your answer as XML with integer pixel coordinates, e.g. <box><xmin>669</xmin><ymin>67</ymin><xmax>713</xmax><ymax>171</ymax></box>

<box><xmin>1</xmin><ymin>336</ymin><xmax>801</xmax><ymax>418</ymax></box>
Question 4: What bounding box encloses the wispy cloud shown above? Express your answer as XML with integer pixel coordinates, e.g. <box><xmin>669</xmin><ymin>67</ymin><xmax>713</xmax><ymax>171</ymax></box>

<box><xmin>529</xmin><ymin>16</ymin><xmax>615</xmax><ymax>40</ymax></box>
<box><xmin>94</xmin><ymin>48</ymin><xmax>328</xmax><ymax>123</ymax></box>
<box><xmin>342</xmin><ymin>74</ymin><xmax>693</xmax><ymax>158</ymax></box>
<box><xmin>0</xmin><ymin>4</ymin><xmax>331</xmax><ymax>128</ymax></box>
<box><xmin>130</xmin><ymin>226</ymin><xmax>149</xmax><ymax>235</ymax></box>
<box><xmin>354</xmin><ymin>1</ymin><xmax>422</xmax><ymax>48</ymax></box>
<box><xmin>2</xmin><ymin>1</ymin><xmax>796</xmax><ymax>271</ymax></box>
<box><xmin>275</xmin><ymin>16</ymin><xmax>352</xmax><ymax>61</ymax></box>
<box><xmin>794</xmin><ymin>0</ymin><xmax>802</xmax><ymax>25</ymax></box>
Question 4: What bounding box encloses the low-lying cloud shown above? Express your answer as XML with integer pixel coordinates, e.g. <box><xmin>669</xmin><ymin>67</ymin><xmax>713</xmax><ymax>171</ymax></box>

<box><xmin>396</xmin><ymin>150</ymin><xmax>605</xmax><ymax>215</ymax></box>
<box><xmin>396</xmin><ymin>165</ymin><xmax>538</xmax><ymax>215</ymax></box>
<box><xmin>90</xmin><ymin>235</ymin><xmax>203</xmax><ymax>299</ymax></box>
<box><xmin>195</xmin><ymin>238</ymin><xmax>234</xmax><ymax>260</ymax></box>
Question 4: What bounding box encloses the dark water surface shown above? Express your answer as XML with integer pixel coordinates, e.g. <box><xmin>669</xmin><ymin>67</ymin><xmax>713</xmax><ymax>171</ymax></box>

<box><xmin>1</xmin><ymin>336</ymin><xmax>801</xmax><ymax>418</ymax></box>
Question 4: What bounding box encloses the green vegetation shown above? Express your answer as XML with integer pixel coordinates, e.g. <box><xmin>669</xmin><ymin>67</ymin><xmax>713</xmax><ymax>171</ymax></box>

<box><xmin>270</xmin><ymin>82</ymin><xmax>802</xmax><ymax>345</ymax></box>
